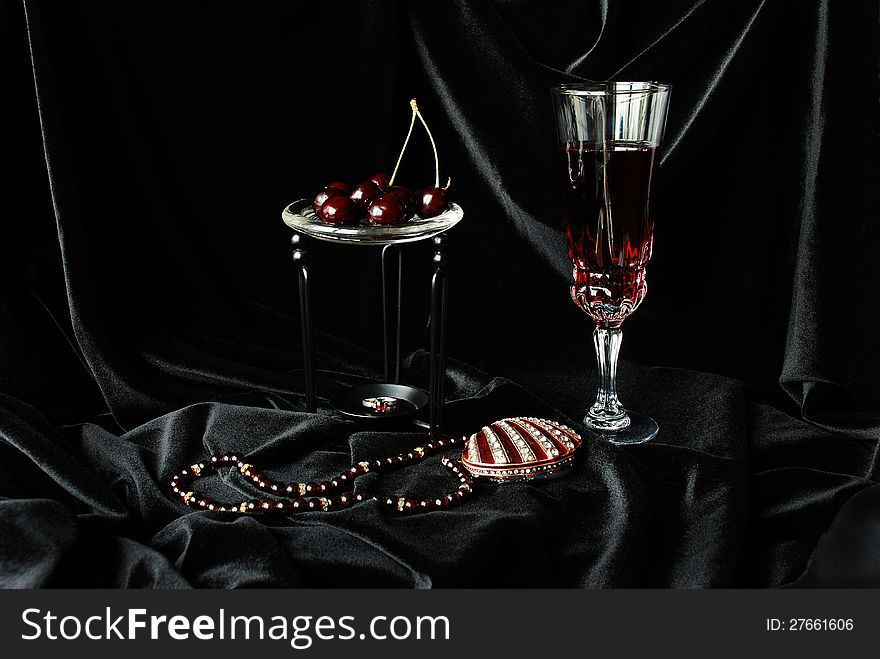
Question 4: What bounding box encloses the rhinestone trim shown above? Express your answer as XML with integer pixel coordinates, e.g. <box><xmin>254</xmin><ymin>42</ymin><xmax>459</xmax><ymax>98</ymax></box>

<box><xmin>510</xmin><ymin>418</ymin><xmax>559</xmax><ymax>458</ymax></box>
<box><xmin>483</xmin><ymin>426</ymin><xmax>509</xmax><ymax>464</ymax></box>
<box><xmin>467</xmin><ymin>434</ymin><xmax>480</xmax><ymax>463</ymax></box>
<box><xmin>525</xmin><ymin>418</ymin><xmax>578</xmax><ymax>452</ymax></box>
<box><xmin>496</xmin><ymin>420</ymin><xmax>537</xmax><ymax>462</ymax></box>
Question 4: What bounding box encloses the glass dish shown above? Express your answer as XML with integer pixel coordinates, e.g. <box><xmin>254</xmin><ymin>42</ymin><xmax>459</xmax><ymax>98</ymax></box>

<box><xmin>282</xmin><ymin>199</ymin><xmax>463</xmax><ymax>245</ymax></box>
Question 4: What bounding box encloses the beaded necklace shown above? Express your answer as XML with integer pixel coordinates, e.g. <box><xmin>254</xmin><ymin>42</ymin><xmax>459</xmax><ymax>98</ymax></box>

<box><xmin>170</xmin><ymin>435</ymin><xmax>473</xmax><ymax>514</ymax></box>
<box><xmin>169</xmin><ymin>417</ymin><xmax>581</xmax><ymax>515</ymax></box>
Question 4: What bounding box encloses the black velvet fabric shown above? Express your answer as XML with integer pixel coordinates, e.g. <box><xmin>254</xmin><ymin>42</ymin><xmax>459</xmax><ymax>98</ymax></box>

<box><xmin>1</xmin><ymin>0</ymin><xmax>878</xmax><ymax>587</ymax></box>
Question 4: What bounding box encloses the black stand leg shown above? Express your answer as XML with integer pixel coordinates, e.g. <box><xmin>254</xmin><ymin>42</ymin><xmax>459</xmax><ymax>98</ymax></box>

<box><xmin>429</xmin><ymin>234</ymin><xmax>449</xmax><ymax>442</ymax></box>
<box><xmin>293</xmin><ymin>233</ymin><xmax>316</xmax><ymax>413</ymax></box>
<box><xmin>381</xmin><ymin>244</ymin><xmax>403</xmax><ymax>384</ymax></box>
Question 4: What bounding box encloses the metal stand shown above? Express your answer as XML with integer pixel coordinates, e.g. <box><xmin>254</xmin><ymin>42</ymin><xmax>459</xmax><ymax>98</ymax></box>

<box><xmin>381</xmin><ymin>244</ymin><xmax>402</xmax><ymax>384</ymax></box>
<box><xmin>429</xmin><ymin>235</ymin><xmax>448</xmax><ymax>442</ymax></box>
<box><xmin>292</xmin><ymin>234</ymin><xmax>316</xmax><ymax>413</ymax></box>
<box><xmin>292</xmin><ymin>232</ymin><xmax>449</xmax><ymax>440</ymax></box>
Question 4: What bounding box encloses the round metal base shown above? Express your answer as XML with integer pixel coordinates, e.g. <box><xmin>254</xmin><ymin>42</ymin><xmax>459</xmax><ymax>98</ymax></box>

<box><xmin>331</xmin><ymin>383</ymin><xmax>429</xmax><ymax>420</ymax></box>
<box><xmin>582</xmin><ymin>410</ymin><xmax>659</xmax><ymax>444</ymax></box>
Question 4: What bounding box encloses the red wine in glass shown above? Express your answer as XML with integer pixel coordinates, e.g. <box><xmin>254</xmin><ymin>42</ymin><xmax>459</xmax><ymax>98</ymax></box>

<box><xmin>552</xmin><ymin>81</ymin><xmax>670</xmax><ymax>443</ymax></box>
<box><xmin>561</xmin><ymin>141</ymin><xmax>658</xmax><ymax>326</ymax></box>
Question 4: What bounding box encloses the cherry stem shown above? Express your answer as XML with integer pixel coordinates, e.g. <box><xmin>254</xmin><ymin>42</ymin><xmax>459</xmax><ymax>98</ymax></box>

<box><xmin>388</xmin><ymin>99</ymin><xmax>419</xmax><ymax>188</ymax></box>
<box><xmin>415</xmin><ymin>104</ymin><xmax>440</xmax><ymax>188</ymax></box>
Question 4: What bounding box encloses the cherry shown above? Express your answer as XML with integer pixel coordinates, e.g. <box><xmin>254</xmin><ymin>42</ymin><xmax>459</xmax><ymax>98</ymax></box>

<box><xmin>388</xmin><ymin>185</ymin><xmax>415</xmax><ymax>212</ymax></box>
<box><xmin>349</xmin><ymin>180</ymin><xmax>381</xmax><ymax>209</ymax></box>
<box><xmin>318</xmin><ymin>195</ymin><xmax>358</xmax><ymax>224</ymax></box>
<box><xmin>327</xmin><ymin>181</ymin><xmax>352</xmax><ymax>194</ymax></box>
<box><xmin>367</xmin><ymin>193</ymin><xmax>409</xmax><ymax>226</ymax></box>
<box><xmin>417</xmin><ymin>186</ymin><xmax>448</xmax><ymax>218</ymax></box>
<box><xmin>313</xmin><ymin>186</ymin><xmax>345</xmax><ymax>214</ymax></box>
<box><xmin>369</xmin><ymin>173</ymin><xmax>390</xmax><ymax>190</ymax></box>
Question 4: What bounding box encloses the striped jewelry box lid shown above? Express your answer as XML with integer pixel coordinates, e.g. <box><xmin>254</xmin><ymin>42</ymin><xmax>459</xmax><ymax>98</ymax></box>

<box><xmin>461</xmin><ymin>417</ymin><xmax>582</xmax><ymax>480</ymax></box>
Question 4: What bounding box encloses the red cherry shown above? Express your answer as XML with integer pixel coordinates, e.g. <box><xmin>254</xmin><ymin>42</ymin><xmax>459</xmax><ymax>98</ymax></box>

<box><xmin>327</xmin><ymin>181</ymin><xmax>352</xmax><ymax>194</ymax></box>
<box><xmin>350</xmin><ymin>180</ymin><xmax>381</xmax><ymax>210</ymax></box>
<box><xmin>319</xmin><ymin>195</ymin><xmax>358</xmax><ymax>224</ymax></box>
<box><xmin>369</xmin><ymin>173</ymin><xmax>390</xmax><ymax>191</ymax></box>
<box><xmin>313</xmin><ymin>186</ymin><xmax>345</xmax><ymax>214</ymax></box>
<box><xmin>388</xmin><ymin>186</ymin><xmax>415</xmax><ymax>213</ymax></box>
<box><xmin>367</xmin><ymin>193</ymin><xmax>409</xmax><ymax>226</ymax></box>
<box><xmin>417</xmin><ymin>186</ymin><xmax>448</xmax><ymax>218</ymax></box>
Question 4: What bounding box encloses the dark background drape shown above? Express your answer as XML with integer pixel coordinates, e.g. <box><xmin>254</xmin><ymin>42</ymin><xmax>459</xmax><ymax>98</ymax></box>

<box><xmin>1</xmin><ymin>0</ymin><xmax>878</xmax><ymax>587</ymax></box>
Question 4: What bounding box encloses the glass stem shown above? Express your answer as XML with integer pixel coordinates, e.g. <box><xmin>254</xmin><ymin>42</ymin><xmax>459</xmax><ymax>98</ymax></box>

<box><xmin>585</xmin><ymin>324</ymin><xmax>629</xmax><ymax>429</ymax></box>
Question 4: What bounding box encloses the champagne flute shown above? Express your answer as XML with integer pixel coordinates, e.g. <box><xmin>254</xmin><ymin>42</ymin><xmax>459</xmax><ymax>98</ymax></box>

<box><xmin>551</xmin><ymin>82</ymin><xmax>671</xmax><ymax>444</ymax></box>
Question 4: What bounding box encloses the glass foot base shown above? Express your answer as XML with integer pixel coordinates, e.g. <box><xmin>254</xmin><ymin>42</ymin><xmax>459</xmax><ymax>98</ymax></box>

<box><xmin>582</xmin><ymin>410</ymin><xmax>659</xmax><ymax>445</ymax></box>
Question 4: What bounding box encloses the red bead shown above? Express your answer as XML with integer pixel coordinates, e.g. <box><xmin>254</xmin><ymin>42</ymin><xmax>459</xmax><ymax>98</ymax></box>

<box><xmin>292</xmin><ymin>498</ymin><xmax>305</xmax><ymax>509</ymax></box>
<box><xmin>307</xmin><ymin>499</ymin><xmax>319</xmax><ymax>510</ymax></box>
<box><xmin>305</xmin><ymin>482</ymin><xmax>318</xmax><ymax>494</ymax></box>
<box><xmin>419</xmin><ymin>500</ymin><xmax>433</xmax><ymax>510</ymax></box>
<box><xmin>453</xmin><ymin>491</ymin><xmax>463</xmax><ymax>502</ymax></box>
<box><xmin>337</xmin><ymin>495</ymin><xmax>350</xmax><ymax>508</ymax></box>
<box><xmin>403</xmin><ymin>500</ymin><xmax>416</xmax><ymax>511</ymax></box>
<box><xmin>318</xmin><ymin>481</ymin><xmax>330</xmax><ymax>493</ymax></box>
